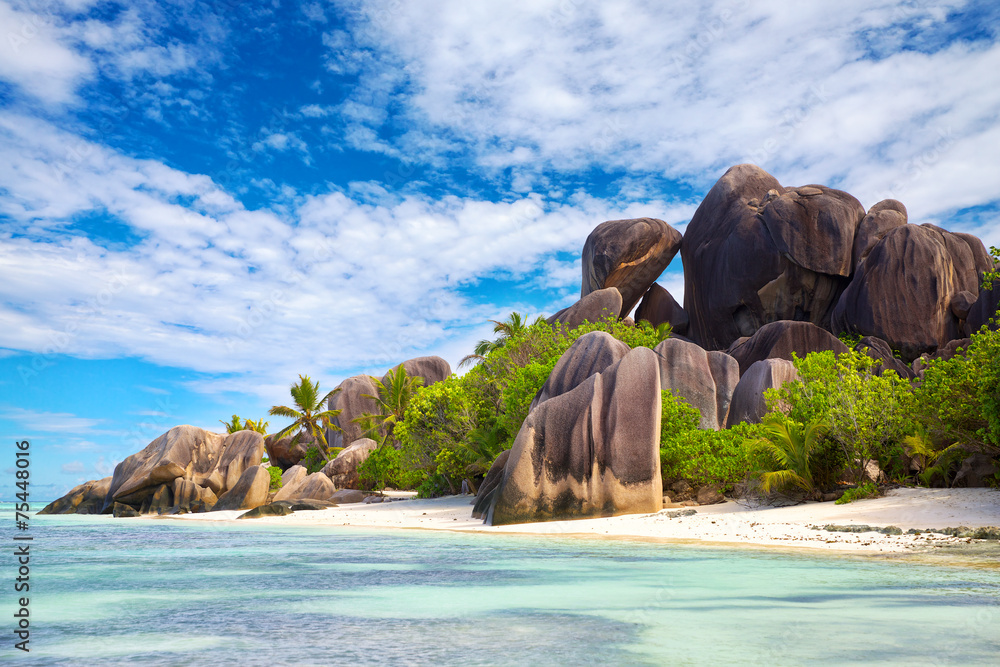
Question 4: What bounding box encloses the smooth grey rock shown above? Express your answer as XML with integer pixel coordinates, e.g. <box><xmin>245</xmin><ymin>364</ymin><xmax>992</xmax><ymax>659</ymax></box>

<box><xmin>38</xmin><ymin>477</ymin><xmax>111</xmax><ymax>515</ymax></box>
<box><xmin>581</xmin><ymin>217</ymin><xmax>682</xmax><ymax>316</ymax></box>
<box><xmin>547</xmin><ymin>287</ymin><xmax>623</xmax><ymax>330</ymax></box>
<box><xmin>487</xmin><ymin>346</ymin><xmax>662</xmax><ymax>525</ymax></box>
<box><xmin>321</xmin><ymin>438</ymin><xmax>378</xmax><ymax>490</ymax></box>
<box><xmin>725</xmin><ymin>359</ymin><xmax>800</xmax><ymax>427</ymax></box>
<box><xmin>212</xmin><ymin>466</ymin><xmax>269</xmax><ymax>512</ymax></box>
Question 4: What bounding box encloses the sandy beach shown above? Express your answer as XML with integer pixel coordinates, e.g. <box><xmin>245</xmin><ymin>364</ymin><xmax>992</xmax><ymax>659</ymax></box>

<box><xmin>157</xmin><ymin>487</ymin><xmax>1000</xmax><ymax>555</ymax></box>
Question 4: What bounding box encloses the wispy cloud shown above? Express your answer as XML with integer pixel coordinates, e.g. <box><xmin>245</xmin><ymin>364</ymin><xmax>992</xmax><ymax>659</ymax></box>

<box><xmin>0</xmin><ymin>407</ymin><xmax>104</xmax><ymax>433</ymax></box>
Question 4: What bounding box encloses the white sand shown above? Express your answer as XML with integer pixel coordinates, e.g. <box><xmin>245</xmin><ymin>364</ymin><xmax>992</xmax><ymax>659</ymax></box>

<box><xmin>159</xmin><ymin>487</ymin><xmax>1000</xmax><ymax>554</ymax></box>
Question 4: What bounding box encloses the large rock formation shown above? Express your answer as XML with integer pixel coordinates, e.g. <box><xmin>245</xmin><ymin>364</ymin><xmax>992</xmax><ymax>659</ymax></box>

<box><xmin>38</xmin><ymin>477</ymin><xmax>111</xmax><ymax>515</ymax></box>
<box><xmin>852</xmin><ymin>199</ymin><xmax>907</xmax><ymax>270</ymax></box>
<box><xmin>471</xmin><ymin>449</ymin><xmax>511</xmax><ymax>520</ymax></box>
<box><xmin>530</xmin><ymin>332</ymin><xmax>630</xmax><ymax>411</ymax></box>
<box><xmin>172</xmin><ymin>478</ymin><xmax>218</xmax><ymax>512</ymax></box>
<box><xmin>581</xmin><ymin>217</ymin><xmax>682</xmax><ymax>317</ymax></box>
<box><xmin>967</xmin><ymin>278</ymin><xmax>1000</xmax><ymax>333</ymax></box>
<box><xmin>264</xmin><ymin>430</ymin><xmax>315</xmax><ymax>471</ymax></box>
<box><xmin>681</xmin><ymin>165</ymin><xmax>863</xmax><ymax>350</ymax></box>
<box><xmin>634</xmin><ymin>283</ymin><xmax>689</xmax><ymax>335</ymax></box>
<box><xmin>726</xmin><ymin>320</ymin><xmax>848</xmax><ymax>375</ymax></box>
<box><xmin>831</xmin><ymin>224</ymin><xmax>992</xmax><ymax>361</ymax></box>
<box><xmin>381</xmin><ymin>356</ymin><xmax>451</xmax><ymax>388</ymax></box>
<box><xmin>212</xmin><ymin>466</ymin><xmax>269</xmax><ymax>511</ymax></box>
<box><xmin>725</xmin><ymin>359</ymin><xmax>800</xmax><ymax>427</ymax></box>
<box><xmin>853</xmin><ymin>336</ymin><xmax>915</xmax><ymax>379</ymax></box>
<box><xmin>486</xmin><ymin>346</ymin><xmax>662</xmax><ymax>525</ymax></box>
<box><xmin>321</xmin><ymin>438</ymin><xmax>378</xmax><ymax>490</ymax></box>
<box><xmin>547</xmin><ymin>287</ymin><xmax>623</xmax><ymax>330</ymax></box>
<box><xmin>274</xmin><ymin>472</ymin><xmax>336</xmax><ymax>502</ymax></box>
<box><xmin>327</xmin><ymin>375</ymin><xmax>379</xmax><ymax>448</ymax></box>
<box><xmin>652</xmin><ymin>338</ymin><xmax>738</xmax><ymax>430</ymax></box>
<box><xmin>101</xmin><ymin>426</ymin><xmax>264</xmax><ymax>513</ymax></box>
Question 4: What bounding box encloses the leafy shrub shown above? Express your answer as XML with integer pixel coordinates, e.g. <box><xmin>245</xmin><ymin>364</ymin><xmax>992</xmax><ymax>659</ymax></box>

<box><xmin>659</xmin><ymin>390</ymin><xmax>764</xmax><ymax>492</ymax></box>
<box><xmin>301</xmin><ymin>446</ymin><xmax>327</xmax><ymax>474</ymax></box>
<box><xmin>835</xmin><ymin>481</ymin><xmax>880</xmax><ymax>504</ymax></box>
<box><xmin>357</xmin><ymin>445</ymin><xmax>423</xmax><ymax>492</ymax></box>
<box><xmin>267</xmin><ymin>466</ymin><xmax>283</xmax><ymax>491</ymax></box>
<box><xmin>766</xmin><ymin>349</ymin><xmax>916</xmax><ymax>482</ymax></box>
<box><xmin>913</xmin><ymin>324</ymin><xmax>1000</xmax><ymax>456</ymax></box>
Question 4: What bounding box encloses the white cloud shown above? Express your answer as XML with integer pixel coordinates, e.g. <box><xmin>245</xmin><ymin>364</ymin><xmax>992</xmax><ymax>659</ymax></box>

<box><xmin>326</xmin><ymin>0</ymin><xmax>999</xmax><ymax>217</ymax></box>
<box><xmin>0</xmin><ymin>111</ymin><xmax>685</xmax><ymax>402</ymax></box>
<box><xmin>0</xmin><ymin>1</ymin><xmax>94</xmax><ymax>104</ymax></box>
<box><xmin>60</xmin><ymin>460</ymin><xmax>85</xmax><ymax>473</ymax></box>
<box><xmin>0</xmin><ymin>407</ymin><xmax>104</xmax><ymax>433</ymax></box>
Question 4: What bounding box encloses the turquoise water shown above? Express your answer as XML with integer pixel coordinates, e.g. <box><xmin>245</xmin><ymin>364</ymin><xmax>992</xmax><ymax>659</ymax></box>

<box><xmin>2</xmin><ymin>504</ymin><xmax>999</xmax><ymax>665</ymax></box>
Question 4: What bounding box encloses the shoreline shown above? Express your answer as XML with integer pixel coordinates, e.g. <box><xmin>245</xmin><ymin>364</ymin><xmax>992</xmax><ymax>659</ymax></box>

<box><xmin>141</xmin><ymin>487</ymin><xmax>1000</xmax><ymax>559</ymax></box>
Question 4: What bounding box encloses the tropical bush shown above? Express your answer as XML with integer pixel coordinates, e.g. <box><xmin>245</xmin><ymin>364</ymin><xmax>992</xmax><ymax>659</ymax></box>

<box><xmin>765</xmin><ymin>349</ymin><xmax>916</xmax><ymax>483</ymax></box>
<box><xmin>267</xmin><ymin>466</ymin><xmax>283</xmax><ymax>491</ymax></box>
<box><xmin>835</xmin><ymin>481</ymin><xmax>880</xmax><ymax>504</ymax></box>
<box><xmin>659</xmin><ymin>390</ymin><xmax>765</xmax><ymax>492</ymax></box>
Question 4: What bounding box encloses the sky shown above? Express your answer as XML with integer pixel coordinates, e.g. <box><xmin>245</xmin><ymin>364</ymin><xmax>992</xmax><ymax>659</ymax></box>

<box><xmin>1</xmin><ymin>0</ymin><xmax>998</xmax><ymax>499</ymax></box>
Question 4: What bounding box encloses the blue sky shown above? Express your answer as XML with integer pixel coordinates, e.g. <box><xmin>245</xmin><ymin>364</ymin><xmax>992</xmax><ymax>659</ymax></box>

<box><xmin>1</xmin><ymin>0</ymin><xmax>998</xmax><ymax>499</ymax></box>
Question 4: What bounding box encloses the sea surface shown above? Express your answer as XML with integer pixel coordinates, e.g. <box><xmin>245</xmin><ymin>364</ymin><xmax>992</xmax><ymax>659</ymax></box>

<box><xmin>2</xmin><ymin>502</ymin><xmax>999</xmax><ymax>666</ymax></box>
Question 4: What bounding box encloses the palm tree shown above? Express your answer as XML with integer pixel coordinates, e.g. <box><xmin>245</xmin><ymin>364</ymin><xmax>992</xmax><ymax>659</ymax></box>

<box><xmin>749</xmin><ymin>416</ymin><xmax>829</xmax><ymax>495</ymax></box>
<box><xmin>268</xmin><ymin>375</ymin><xmax>342</xmax><ymax>464</ymax></box>
<box><xmin>459</xmin><ymin>311</ymin><xmax>539</xmax><ymax>368</ymax></box>
<box><xmin>354</xmin><ymin>366</ymin><xmax>424</xmax><ymax>444</ymax></box>
<box><xmin>219</xmin><ymin>414</ymin><xmax>243</xmax><ymax>434</ymax></box>
<box><xmin>219</xmin><ymin>415</ymin><xmax>270</xmax><ymax>435</ymax></box>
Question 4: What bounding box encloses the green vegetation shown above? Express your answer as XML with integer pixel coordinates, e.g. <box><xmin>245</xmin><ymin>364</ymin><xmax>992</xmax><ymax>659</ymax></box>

<box><xmin>245</xmin><ymin>293</ymin><xmax>999</xmax><ymax>503</ymax></box>
<box><xmin>354</xmin><ymin>366</ymin><xmax>425</xmax><ymax>445</ymax></box>
<box><xmin>268</xmin><ymin>375</ymin><xmax>342</xmax><ymax>465</ymax></box>
<box><xmin>835</xmin><ymin>481</ymin><xmax>880</xmax><ymax>504</ymax></box>
<box><xmin>395</xmin><ymin>315</ymin><xmax>671</xmax><ymax>496</ymax></box>
<box><xmin>748</xmin><ymin>416</ymin><xmax>829</xmax><ymax>495</ymax></box>
<box><xmin>267</xmin><ymin>466</ymin><xmax>283</xmax><ymax>491</ymax></box>
<box><xmin>219</xmin><ymin>415</ymin><xmax>270</xmax><ymax>435</ymax></box>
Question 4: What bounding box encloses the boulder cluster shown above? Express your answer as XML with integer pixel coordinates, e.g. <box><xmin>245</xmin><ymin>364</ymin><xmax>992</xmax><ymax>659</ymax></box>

<box><xmin>477</xmin><ymin>164</ymin><xmax>997</xmax><ymax>526</ymax></box>
<box><xmin>42</xmin><ymin>164</ymin><xmax>997</xmax><ymax>527</ymax></box>
<box><xmin>40</xmin><ymin>357</ymin><xmax>452</xmax><ymax>517</ymax></box>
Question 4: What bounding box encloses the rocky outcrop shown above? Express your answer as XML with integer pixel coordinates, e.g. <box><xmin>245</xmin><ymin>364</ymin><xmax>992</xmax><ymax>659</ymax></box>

<box><xmin>264</xmin><ymin>430</ymin><xmax>314</xmax><ymax>471</ymax></box>
<box><xmin>39</xmin><ymin>477</ymin><xmax>112</xmax><ymax>515</ymax></box>
<box><xmin>852</xmin><ymin>199</ymin><xmax>907</xmax><ymax>270</ymax></box>
<box><xmin>952</xmin><ymin>454</ymin><xmax>1000</xmax><ymax>488</ymax></box>
<box><xmin>652</xmin><ymin>338</ymin><xmax>738</xmax><ymax>430</ymax></box>
<box><xmin>212</xmin><ymin>466</ymin><xmax>269</xmax><ymax>512</ymax></box>
<box><xmin>634</xmin><ymin>283</ymin><xmax>689</xmax><ymax>335</ymax></box>
<box><xmin>726</xmin><ymin>359</ymin><xmax>800</xmax><ymax>427</ymax></box>
<box><xmin>321</xmin><ymin>438</ymin><xmax>378</xmax><ymax>490</ymax></box>
<box><xmin>330</xmin><ymin>489</ymin><xmax>367</xmax><ymax>504</ymax></box>
<box><xmin>172</xmin><ymin>478</ymin><xmax>218</xmax><ymax>512</ymax></box>
<box><xmin>967</xmin><ymin>278</ymin><xmax>1000</xmax><ymax>333</ymax></box>
<box><xmin>547</xmin><ymin>287</ymin><xmax>623</xmax><ymax>330</ymax></box>
<box><xmin>327</xmin><ymin>375</ymin><xmax>379</xmax><ymax>448</ymax></box>
<box><xmin>853</xmin><ymin>336</ymin><xmax>914</xmax><ymax>379</ymax></box>
<box><xmin>274</xmin><ymin>472</ymin><xmax>336</xmax><ymax>502</ymax></box>
<box><xmin>101</xmin><ymin>426</ymin><xmax>264</xmax><ymax>513</ymax></box>
<box><xmin>831</xmin><ymin>224</ymin><xmax>992</xmax><ymax>361</ymax></box>
<box><xmin>144</xmin><ymin>484</ymin><xmax>173</xmax><ymax>514</ymax></box>
<box><xmin>277</xmin><ymin>465</ymin><xmax>308</xmax><ymax>493</ymax></box>
<box><xmin>471</xmin><ymin>449</ymin><xmax>511</xmax><ymax>520</ymax></box>
<box><xmin>726</xmin><ymin>320</ymin><xmax>848</xmax><ymax>375</ymax></box>
<box><xmin>112</xmin><ymin>502</ymin><xmax>139</xmax><ymax>518</ymax></box>
<box><xmin>581</xmin><ymin>217</ymin><xmax>682</xmax><ymax>317</ymax></box>
<box><xmin>682</xmin><ymin>165</ymin><xmax>863</xmax><ymax>350</ymax></box>
<box><xmin>530</xmin><ymin>332</ymin><xmax>630</xmax><ymax>411</ymax></box>
<box><xmin>486</xmin><ymin>346</ymin><xmax>662</xmax><ymax>525</ymax></box>
<box><xmin>381</xmin><ymin>356</ymin><xmax>451</xmax><ymax>389</ymax></box>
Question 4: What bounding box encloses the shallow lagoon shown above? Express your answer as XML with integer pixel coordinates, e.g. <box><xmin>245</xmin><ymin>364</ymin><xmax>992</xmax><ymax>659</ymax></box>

<box><xmin>5</xmin><ymin>506</ymin><xmax>1000</xmax><ymax>666</ymax></box>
